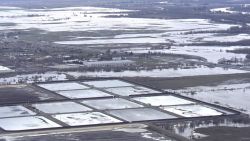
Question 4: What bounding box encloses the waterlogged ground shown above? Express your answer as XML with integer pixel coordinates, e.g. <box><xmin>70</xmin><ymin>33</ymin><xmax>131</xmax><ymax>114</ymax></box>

<box><xmin>0</xmin><ymin>72</ymin><xmax>67</xmax><ymax>85</ymax></box>
<box><xmin>67</xmin><ymin>66</ymin><xmax>248</xmax><ymax>78</ymax></box>
<box><xmin>164</xmin><ymin>118</ymin><xmax>250</xmax><ymax>140</ymax></box>
<box><xmin>0</xmin><ymin>6</ymin><xmax>246</xmax><ymax>46</ymax></box>
<box><xmin>1</xmin><ymin>6</ymin><xmax>250</xmax><ymax>76</ymax></box>
<box><xmin>0</xmin><ymin>2</ymin><xmax>250</xmax><ymax>141</ymax></box>
<box><xmin>168</xmin><ymin>83</ymin><xmax>250</xmax><ymax>115</ymax></box>
<box><xmin>126</xmin><ymin>46</ymin><xmax>249</xmax><ymax>64</ymax></box>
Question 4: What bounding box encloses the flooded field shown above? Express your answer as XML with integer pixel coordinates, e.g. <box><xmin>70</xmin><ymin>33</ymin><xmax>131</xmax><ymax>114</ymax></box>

<box><xmin>171</xmin><ymin>83</ymin><xmax>250</xmax><ymax>115</ymax></box>
<box><xmin>1</xmin><ymin>0</ymin><xmax>250</xmax><ymax>140</ymax></box>
<box><xmin>67</xmin><ymin>66</ymin><xmax>248</xmax><ymax>78</ymax></box>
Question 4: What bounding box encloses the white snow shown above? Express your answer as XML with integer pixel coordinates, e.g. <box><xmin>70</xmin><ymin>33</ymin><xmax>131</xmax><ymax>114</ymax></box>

<box><xmin>203</xmin><ymin>34</ymin><xmax>250</xmax><ymax>42</ymax></box>
<box><xmin>127</xmin><ymin>46</ymin><xmax>248</xmax><ymax>64</ymax></box>
<box><xmin>38</xmin><ymin>82</ymin><xmax>89</xmax><ymax>91</ymax></box>
<box><xmin>82</xmin><ymin>80</ymin><xmax>134</xmax><ymax>88</ymax></box>
<box><xmin>158</xmin><ymin>1</ymin><xmax>169</xmax><ymax>4</ymax></box>
<box><xmin>0</xmin><ymin>7</ymin><xmax>132</xmax><ymax>32</ymax></box>
<box><xmin>55</xmin><ymin>37</ymin><xmax>168</xmax><ymax>45</ymax></box>
<box><xmin>162</xmin><ymin>32</ymin><xmax>214</xmax><ymax>45</ymax></box>
<box><xmin>141</xmin><ymin>132</ymin><xmax>174</xmax><ymax>141</ymax></box>
<box><xmin>67</xmin><ymin>66</ymin><xmax>248</xmax><ymax>78</ymax></box>
<box><xmin>82</xmin><ymin>98</ymin><xmax>143</xmax><ymax>110</ymax></box>
<box><xmin>0</xmin><ymin>7</ymin><xmax>233</xmax><ymax>32</ymax></box>
<box><xmin>0</xmin><ymin>66</ymin><xmax>13</xmax><ymax>73</ymax></box>
<box><xmin>168</xmin><ymin>32</ymin><xmax>250</xmax><ymax>45</ymax></box>
<box><xmin>82</xmin><ymin>60</ymin><xmax>134</xmax><ymax>67</ymax></box>
<box><xmin>0</xmin><ymin>116</ymin><xmax>61</xmax><ymax>131</ymax></box>
<box><xmin>0</xmin><ymin>7</ymin><xmax>134</xmax><ymax>31</ymax></box>
<box><xmin>113</xmin><ymin>124</ymin><xmax>148</xmax><ymax>133</ymax></box>
<box><xmin>52</xmin><ymin>112</ymin><xmax>122</xmax><ymax>126</ymax></box>
<box><xmin>0</xmin><ymin>6</ymin><xmax>237</xmax><ymax>45</ymax></box>
<box><xmin>0</xmin><ymin>72</ymin><xmax>67</xmax><ymax>85</ymax></box>
<box><xmin>32</xmin><ymin>101</ymin><xmax>92</xmax><ymax>114</ymax></box>
<box><xmin>0</xmin><ymin>6</ymin><xmax>22</xmax><ymax>10</ymax></box>
<box><xmin>57</xmin><ymin>32</ymin><xmax>250</xmax><ymax>45</ymax></box>
<box><xmin>210</xmin><ymin>7</ymin><xmax>237</xmax><ymax>14</ymax></box>
<box><xmin>133</xmin><ymin>95</ymin><xmax>195</xmax><ymax>106</ymax></box>
<box><xmin>108</xmin><ymin>108</ymin><xmax>177</xmax><ymax>122</ymax></box>
<box><xmin>161</xmin><ymin>105</ymin><xmax>223</xmax><ymax>117</ymax></box>
<box><xmin>0</xmin><ymin>106</ymin><xmax>36</xmax><ymax>118</ymax></box>
<box><xmin>56</xmin><ymin>89</ymin><xmax>113</xmax><ymax>99</ymax></box>
<box><xmin>174</xmin><ymin>83</ymin><xmax>250</xmax><ymax>92</ymax></box>
<box><xmin>210</xmin><ymin>7</ymin><xmax>250</xmax><ymax>15</ymax></box>
<box><xmin>105</xmin><ymin>86</ymin><xmax>161</xmax><ymax>96</ymax></box>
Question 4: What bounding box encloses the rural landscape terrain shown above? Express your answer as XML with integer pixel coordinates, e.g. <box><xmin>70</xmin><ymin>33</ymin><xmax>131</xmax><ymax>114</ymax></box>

<box><xmin>1</xmin><ymin>0</ymin><xmax>250</xmax><ymax>141</ymax></box>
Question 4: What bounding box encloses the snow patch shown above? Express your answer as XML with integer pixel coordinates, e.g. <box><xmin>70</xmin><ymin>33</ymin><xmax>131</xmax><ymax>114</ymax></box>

<box><xmin>161</xmin><ymin>105</ymin><xmax>223</xmax><ymax>117</ymax></box>
<box><xmin>0</xmin><ymin>116</ymin><xmax>61</xmax><ymax>131</ymax></box>
<box><xmin>133</xmin><ymin>95</ymin><xmax>195</xmax><ymax>106</ymax></box>
<box><xmin>32</xmin><ymin>101</ymin><xmax>92</xmax><ymax>114</ymax></box>
<box><xmin>53</xmin><ymin>112</ymin><xmax>122</xmax><ymax>126</ymax></box>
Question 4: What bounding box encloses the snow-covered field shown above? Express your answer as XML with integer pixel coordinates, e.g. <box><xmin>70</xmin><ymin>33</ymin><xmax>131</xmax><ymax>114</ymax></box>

<box><xmin>0</xmin><ymin>6</ymin><xmax>133</xmax><ymax>32</ymax></box>
<box><xmin>0</xmin><ymin>106</ymin><xmax>36</xmax><ymax>118</ymax></box>
<box><xmin>210</xmin><ymin>7</ymin><xmax>237</xmax><ymax>14</ymax></box>
<box><xmin>38</xmin><ymin>82</ymin><xmax>89</xmax><ymax>91</ymax></box>
<box><xmin>108</xmin><ymin>108</ymin><xmax>177</xmax><ymax>122</ymax></box>
<box><xmin>55</xmin><ymin>37</ymin><xmax>168</xmax><ymax>44</ymax></box>
<box><xmin>67</xmin><ymin>66</ymin><xmax>248</xmax><ymax>78</ymax></box>
<box><xmin>32</xmin><ymin>101</ymin><xmax>92</xmax><ymax>114</ymax></box>
<box><xmin>133</xmin><ymin>95</ymin><xmax>195</xmax><ymax>106</ymax></box>
<box><xmin>0</xmin><ymin>65</ymin><xmax>13</xmax><ymax>73</ymax></box>
<box><xmin>210</xmin><ymin>7</ymin><xmax>250</xmax><ymax>15</ymax></box>
<box><xmin>82</xmin><ymin>98</ymin><xmax>143</xmax><ymax>110</ymax></box>
<box><xmin>0</xmin><ymin>116</ymin><xmax>61</xmax><ymax>131</ymax></box>
<box><xmin>0</xmin><ymin>66</ymin><xmax>10</xmax><ymax>71</ymax></box>
<box><xmin>0</xmin><ymin>7</ymin><xmax>231</xmax><ymax>32</ymax></box>
<box><xmin>171</xmin><ymin>83</ymin><xmax>250</xmax><ymax>115</ymax></box>
<box><xmin>0</xmin><ymin>72</ymin><xmax>67</xmax><ymax>85</ymax></box>
<box><xmin>53</xmin><ymin>112</ymin><xmax>122</xmax><ymax>126</ymax></box>
<box><xmin>203</xmin><ymin>34</ymin><xmax>250</xmax><ymax>42</ymax></box>
<box><xmin>56</xmin><ymin>32</ymin><xmax>250</xmax><ymax>45</ymax></box>
<box><xmin>161</xmin><ymin>104</ymin><xmax>223</xmax><ymax>117</ymax></box>
<box><xmin>127</xmin><ymin>46</ymin><xmax>249</xmax><ymax>64</ymax></box>
<box><xmin>82</xmin><ymin>80</ymin><xmax>134</xmax><ymax>88</ymax></box>
<box><xmin>56</xmin><ymin>89</ymin><xmax>113</xmax><ymax>99</ymax></box>
<box><xmin>105</xmin><ymin>86</ymin><xmax>161</xmax><ymax>96</ymax></box>
<box><xmin>0</xmin><ymin>6</ymin><xmax>238</xmax><ymax>45</ymax></box>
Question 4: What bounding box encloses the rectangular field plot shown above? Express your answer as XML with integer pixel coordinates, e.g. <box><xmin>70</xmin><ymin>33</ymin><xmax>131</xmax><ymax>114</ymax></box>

<box><xmin>133</xmin><ymin>95</ymin><xmax>195</xmax><ymax>106</ymax></box>
<box><xmin>105</xmin><ymin>86</ymin><xmax>161</xmax><ymax>96</ymax></box>
<box><xmin>56</xmin><ymin>89</ymin><xmax>113</xmax><ymax>99</ymax></box>
<box><xmin>161</xmin><ymin>104</ymin><xmax>223</xmax><ymax>117</ymax></box>
<box><xmin>0</xmin><ymin>85</ymin><xmax>64</xmax><ymax>104</ymax></box>
<box><xmin>82</xmin><ymin>98</ymin><xmax>143</xmax><ymax>110</ymax></box>
<box><xmin>32</xmin><ymin>102</ymin><xmax>92</xmax><ymax>114</ymax></box>
<box><xmin>53</xmin><ymin>112</ymin><xmax>122</xmax><ymax>126</ymax></box>
<box><xmin>82</xmin><ymin>80</ymin><xmax>134</xmax><ymax>88</ymax></box>
<box><xmin>0</xmin><ymin>116</ymin><xmax>61</xmax><ymax>131</ymax></box>
<box><xmin>38</xmin><ymin>82</ymin><xmax>89</xmax><ymax>91</ymax></box>
<box><xmin>108</xmin><ymin>108</ymin><xmax>177</xmax><ymax>122</ymax></box>
<box><xmin>0</xmin><ymin>106</ymin><xmax>36</xmax><ymax>118</ymax></box>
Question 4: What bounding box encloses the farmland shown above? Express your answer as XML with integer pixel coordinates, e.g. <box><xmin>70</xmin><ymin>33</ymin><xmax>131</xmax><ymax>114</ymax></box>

<box><xmin>1</xmin><ymin>0</ymin><xmax>250</xmax><ymax>140</ymax></box>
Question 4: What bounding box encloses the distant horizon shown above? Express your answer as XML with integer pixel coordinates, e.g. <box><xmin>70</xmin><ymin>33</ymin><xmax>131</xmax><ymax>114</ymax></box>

<box><xmin>0</xmin><ymin>0</ymin><xmax>156</xmax><ymax>8</ymax></box>
<box><xmin>0</xmin><ymin>0</ymin><xmax>100</xmax><ymax>8</ymax></box>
